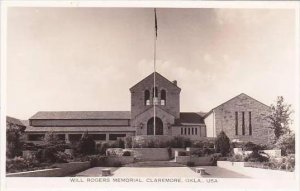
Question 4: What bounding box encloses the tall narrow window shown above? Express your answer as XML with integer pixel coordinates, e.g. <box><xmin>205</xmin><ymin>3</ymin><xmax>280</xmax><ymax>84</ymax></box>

<box><xmin>242</xmin><ymin>112</ymin><xmax>245</xmax><ymax>135</ymax></box>
<box><xmin>192</xmin><ymin>128</ymin><xmax>194</xmax><ymax>135</ymax></box>
<box><xmin>188</xmin><ymin>128</ymin><xmax>190</xmax><ymax>135</ymax></box>
<box><xmin>249</xmin><ymin>112</ymin><xmax>252</xmax><ymax>135</ymax></box>
<box><xmin>195</xmin><ymin>128</ymin><xmax>198</xmax><ymax>135</ymax></box>
<box><xmin>152</xmin><ymin>87</ymin><xmax>158</xmax><ymax>105</ymax></box>
<box><xmin>184</xmin><ymin>128</ymin><xmax>187</xmax><ymax>135</ymax></box>
<box><xmin>235</xmin><ymin>112</ymin><xmax>238</xmax><ymax>135</ymax></box>
<box><xmin>181</xmin><ymin>128</ymin><xmax>183</xmax><ymax>135</ymax></box>
<box><xmin>152</xmin><ymin>87</ymin><xmax>158</xmax><ymax>98</ymax></box>
<box><xmin>160</xmin><ymin>90</ymin><xmax>166</xmax><ymax>105</ymax></box>
<box><xmin>144</xmin><ymin>90</ymin><xmax>150</xmax><ymax>105</ymax></box>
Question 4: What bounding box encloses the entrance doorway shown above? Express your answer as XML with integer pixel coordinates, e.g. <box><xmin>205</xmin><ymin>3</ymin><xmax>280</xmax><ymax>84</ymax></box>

<box><xmin>147</xmin><ymin>117</ymin><xmax>163</xmax><ymax>135</ymax></box>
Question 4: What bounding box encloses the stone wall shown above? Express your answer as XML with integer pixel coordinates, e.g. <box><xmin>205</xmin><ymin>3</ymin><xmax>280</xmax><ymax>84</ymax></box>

<box><xmin>213</xmin><ymin>93</ymin><xmax>273</xmax><ymax>145</ymax></box>
<box><xmin>6</xmin><ymin>162</ymin><xmax>91</xmax><ymax>177</ymax></box>
<box><xmin>175</xmin><ymin>156</ymin><xmax>212</xmax><ymax>166</ymax></box>
<box><xmin>130</xmin><ymin>72</ymin><xmax>181</xmax><ymax>119</ymax></box>
<box><xmin>105</xmin><ymin>156</ymin><xmax>134</xmax><ymax>166</ymax></box>
<box><xmin>129</xmin><ymin>148</ymin><xmax>170</xmax><ymax>161</ymax></box>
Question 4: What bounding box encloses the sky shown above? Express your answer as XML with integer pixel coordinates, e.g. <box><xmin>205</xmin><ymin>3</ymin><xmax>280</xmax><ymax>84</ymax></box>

<box><xmin>7</xmin><ymin>7</ymin><xmax>297</xmax><ymax>120</ymax></box>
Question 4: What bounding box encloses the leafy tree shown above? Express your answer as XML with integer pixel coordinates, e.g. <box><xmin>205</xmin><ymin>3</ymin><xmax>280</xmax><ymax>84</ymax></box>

<box><xmin>44</xmin><ymin>131</ymin><xmax>61</xmax><ymax>145</ymax></box>
<box><xmin>6</xmin><ymin>124</ymin><xmax>25</xmax><ymax>158</ymax></box>
<box><xmin>78</xmin><ymin>131</ymin><xmax>96</xmax><ymax>155</ymax></box>
<box><xmin>215</xmin><ymin>131</ymin><xmax>230</xmax><ymax>156</ymax></box>
<box><xmin>275</xmin><ymin>132</ymin><xmax>295</xmax><ymax>156</ymax></box>
<box><xmin>267</xmin><ymin>96</ymin><xmax>293</xmax><ymax>140</ymax></box>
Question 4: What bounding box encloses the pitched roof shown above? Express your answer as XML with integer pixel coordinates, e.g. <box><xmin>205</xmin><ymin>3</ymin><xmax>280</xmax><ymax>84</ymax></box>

<box><xmin>6</xmin><ymin>116</ymin><xmax>26</xmax><ymax>127</ymax></box>
<box><xmin>130</xmin><ymin>72</ymin><xmax>181</xmax><ymax>91</ymax></box>
<box><xmin>203</xmin><ymin>93</ymin><xmax>270</xmax><ymax>118</ymax></box>
<box><xmin>30</xmin><ymin>111</ymin><xmax>131</xmax><ymax>120</ymax></box>
<box><xmin>175</xmin><ymin>112</ymin><xmax>205</xmax><ymax>125</ymax></box>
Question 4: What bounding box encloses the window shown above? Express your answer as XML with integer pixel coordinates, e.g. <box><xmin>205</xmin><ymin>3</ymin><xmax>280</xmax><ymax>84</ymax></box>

<box><xmin>152</xmin><ymin>87</ymin><xmax>158</xmax><ymax>98</ymax></box>
<box><xmin>160</xmin><ymin>90</ymin><xmax>166</xmax><ymax>105</ymax></box>
<box><xmin>91</xmin><ymin>134</ymin><xmax>106</xmax><ymax>140</ymax></box>
<box><xmin>195</xmin><ymin>128</ymin><xmax>198</xmax><ymax>135</ymax></box>
<box><xmin>109</xmin><ymin>134</ymin><xmax>126</xmax><ymax>141</ymax></box>
<box><xmin>69</xmin><ymin>134</ymin><xmax>82</xmax><ymax>142</ymax></box>
<box><xmin>249</xmin><ymin>112</ymin><xmax>252</xmax><ymax>135</ymax></box>
<box><xmin>57</xmin><ymin>134</ymin><xmax>65</xmax><ymax>141</ymax></box>
<box><xmin>181</xmin><ymin>128</ymin><xmax>183</xmax><ymax>135</ymax></box>
<box><xmin>188</xmin><ymin>128</ymin><xmax>190</xmax><ymax>135</ymax></box>
<box><xmin>184</xmin><ymin>128</ymin><xmax>187</xmax><ymax>135</ymax></box>
<box><xmin>28</xmin><ymin>134</ymin><xmax>44</xmax><ymax>141</ymax></box>
<box><xmin>242</xmin><ymin>112</ymin><xmax>245</xmax><ymax>135</ymax></box>
<box><xmin>144</xmin><ymin>90</ymin><xmax>150</xmax><ymax>105</ymax></box>
<box><xmin>235</xmin><ymin>112</ymin><xmax>238</xmax><ymax>135</ymax></box>
<box><xmin>192</xmin><ymin>128</ymin><xmax>194</xmax><ymax>135</ymax></box>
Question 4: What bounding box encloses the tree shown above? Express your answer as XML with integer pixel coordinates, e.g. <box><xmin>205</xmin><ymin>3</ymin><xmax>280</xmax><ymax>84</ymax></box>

<box><xmin>275</xmin><ymin>132</ymin><xmax>295</xmax><ymax>156</ymax></box>
<box><xmin>44</xmin><ymin>131</ymin><xmax>61</xmax><ymax>145</ymax></box>
<box><xmin>267</xmin><ymin>96</ymin><xmax>293</xmax><ymax>140</ymax></box>
<box><xmin>6</xmin><ymin>124</ymin><xmax>25</xmax><ymax>158</ymax></box>
<box><xmin>215</xmin><ymin>131</ymin><xmax>230</xmax><ymax>156</ymax></box>
<box><xmin>78</xmin><ymin>131</ymin><xmax>96</xmax><ymax>155</ymax></box>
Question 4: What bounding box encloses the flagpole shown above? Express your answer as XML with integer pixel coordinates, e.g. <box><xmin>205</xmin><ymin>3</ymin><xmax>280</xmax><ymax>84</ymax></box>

<box><xmin>153</xmin><ymin>8</ymin><xmax>157</xmax><ymax>136</ymax></box>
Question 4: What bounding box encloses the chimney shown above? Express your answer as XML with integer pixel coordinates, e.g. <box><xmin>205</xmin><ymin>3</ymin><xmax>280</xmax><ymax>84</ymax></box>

<box><xmin>172</xmin><ymin>80</ymin><xmax>177</xmax><ymax>86</ymax></box>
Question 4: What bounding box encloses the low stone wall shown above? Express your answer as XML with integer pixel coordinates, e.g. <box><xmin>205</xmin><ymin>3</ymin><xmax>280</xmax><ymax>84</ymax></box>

<box><xmin>233</xmin><ymin>148</ymin><xmax>281</xmax><ymax>158</ymax></box>
<box><xmin>175</xmin><ymin>156</ymin><xmax>212</xmax><ymax>166</ymax></box>
<box><xmin>217</xmin><ymin>161</ymin><xmax>294</xmax><ymax>179</ymax></box>
<box><xmin>106</xmin><ymin>156</ymin><xmax>134</xmax><ymax>166</ymax></box>
<box><xmin>132</xmin><ymin>135</ymin><xmax>174</xmax><ymax>148</ymax></box>
<box><xmin>6</xmin><ymin>161</ymin><xmax>91</xmax><ymax>177</ymax></box>
<box><xmin>171</xmin><ymin>148</ymin><xmax>186</xmax><ymax>158</ymax></box>
<box><xmin>129</xmin><ymin>148</ymin><xmax>170</xmax><ymax>161</ymax></box>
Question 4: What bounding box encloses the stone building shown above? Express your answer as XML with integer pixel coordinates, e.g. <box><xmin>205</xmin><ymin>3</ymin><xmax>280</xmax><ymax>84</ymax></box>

<box><xmin>22</xmin><ymin>72</ymin><xmax>272</xmax><ymax>144</ymax></box>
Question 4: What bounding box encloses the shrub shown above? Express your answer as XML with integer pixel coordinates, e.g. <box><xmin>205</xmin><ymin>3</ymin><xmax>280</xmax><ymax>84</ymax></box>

<box><xmin>122</xmin><ymin>151</ymin><xmax>131</xmax><ymax>156</ymax></box>
<box><xmin>96</xmin><ymin>142</ymin><xmax>109</xmax><ymax>155</ymax></box>
<box><xmin>187</xmin><ymin>161</ymin><xmax>195</xmax><ymax>167</ymax></box>
<box><xmin>115</xmin><ymin>139</ymin><xmax>125</xmax><ymax>149</ymax></box>
<box><xmin>54</xmin><ymin>151</ymin><xmax>69</xmax><ymax>163</ymax></box>
<box><xmin>210</xmin><ymin>153</ymin><xmax>222</xmax><ymax>166</ymax></box>
<box><xmin>88</xmin><ymin>155</ymin><xmax>107</xmax><ymax>167</ymax></box>
<box><xmin>170</xmin><ymin>136</ymin><xmax>192</xmax><ymax>148</ymax></box>
<box><xmin>178</xmin><ymin>151</ymin><xmax>187</xmax><ymax>156</ymax></box>
<box><xmin>243</xmin><ymin>142</ymin><xmax>264</xmax><ymax>151</ymax></box>
<box><xmin>244</xmin><ymin>151</ymin><xmax>269</xmax><ymax>162</ymax></box>
<box><xmin>229</xmin><ymin>154</ymin><xmax>244</xmax><ymax>162</ymax></box>
<box><xmin>275</xmin><ymin>133</ymin><xmax>295</xmax><ymax>156</ymax></box>
<box><xmin>203</xmin><ymin>148</ymin><xmax>215</xmax><ymax>156</ymax></box>
<box><xmin>78</xmin><ymin>132</ymin><xmax>96</xmax><ymax>155</ymax></box>
<box><xmin>191</xmin><ymin>149</ymin><xmax>203</xmax><ymax>157</ymax></box>
<box><xmin>6</xmin><ymin>124</ymin><xmax>24</xmax><ymax>158</ymax></box>
<box><xmin>215</xmin><ymin>131</ymin><xmax>230</xmax><ymax>156</ymax></box>
<box><xmin>125</xmin><ymin>137</ymin><xmax>132</xmax><ymax>148</ymax></box>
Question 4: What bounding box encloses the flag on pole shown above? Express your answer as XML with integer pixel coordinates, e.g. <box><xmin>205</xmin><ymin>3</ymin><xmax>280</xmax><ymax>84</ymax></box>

<box><xmin>154</xmin><ymin>8</ymin><xmax>158</xmax><ymax>39</ymax></box>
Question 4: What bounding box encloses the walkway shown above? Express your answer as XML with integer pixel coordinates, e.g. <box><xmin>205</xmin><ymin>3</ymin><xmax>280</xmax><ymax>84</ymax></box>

<box><xmin>75</xmin><ymin>166</ymin><xmax>249</xmax><ymax>178</ymax></box>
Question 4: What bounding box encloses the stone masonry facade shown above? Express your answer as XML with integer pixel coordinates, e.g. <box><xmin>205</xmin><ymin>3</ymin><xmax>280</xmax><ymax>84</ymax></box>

<box><xmin>213</xmin><ymin>93</ymin><xmax>272</xmax><ymax>145</ymax></box>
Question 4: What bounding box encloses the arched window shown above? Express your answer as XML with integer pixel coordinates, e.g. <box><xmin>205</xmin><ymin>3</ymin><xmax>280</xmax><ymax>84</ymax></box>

<box><xmin>144</xmin><ymin>90</ymin><xmax>150</xmax><ymax>105</ymax></box>
<box><xmin>160</xmin><ymin>89</ymin><xmax>166</xmax><ymax>105</ymax></box>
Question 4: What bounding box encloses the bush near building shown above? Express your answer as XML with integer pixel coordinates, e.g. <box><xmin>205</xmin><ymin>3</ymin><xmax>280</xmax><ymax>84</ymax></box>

<box><xmin>215</xmin><ymin>131</ymin><xmax>230</xmax><ymax>157</ymax></box>
<box><xmin>275</xmin><ymin>133</ymin><xmax>295</xmax><ymax>156</ymax></box>
<box><xmin>78</xmin><ymin>132</ymin><xmax>96</xmax><ymax>155</ymax></box>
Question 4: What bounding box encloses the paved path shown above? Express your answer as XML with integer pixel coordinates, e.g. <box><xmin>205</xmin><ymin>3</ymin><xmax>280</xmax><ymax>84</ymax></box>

<box><xmin>75</xmin><ymin>166</ymin><xmax>248</xmax><ymax>178</ymax></box>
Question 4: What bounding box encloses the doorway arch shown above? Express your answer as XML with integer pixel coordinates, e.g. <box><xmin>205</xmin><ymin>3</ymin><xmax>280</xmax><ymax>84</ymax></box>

<box><xmin>147</xmin><ymin>117</ymin><xmax>163</xmax><ymax>135</ymax></box>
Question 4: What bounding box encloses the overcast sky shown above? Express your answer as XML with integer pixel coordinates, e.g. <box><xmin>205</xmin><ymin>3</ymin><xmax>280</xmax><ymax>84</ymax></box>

<box><xmin>7</xmin><ymin>7</ymin><xmax>296</xmax><ymax>120</ymax></box>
